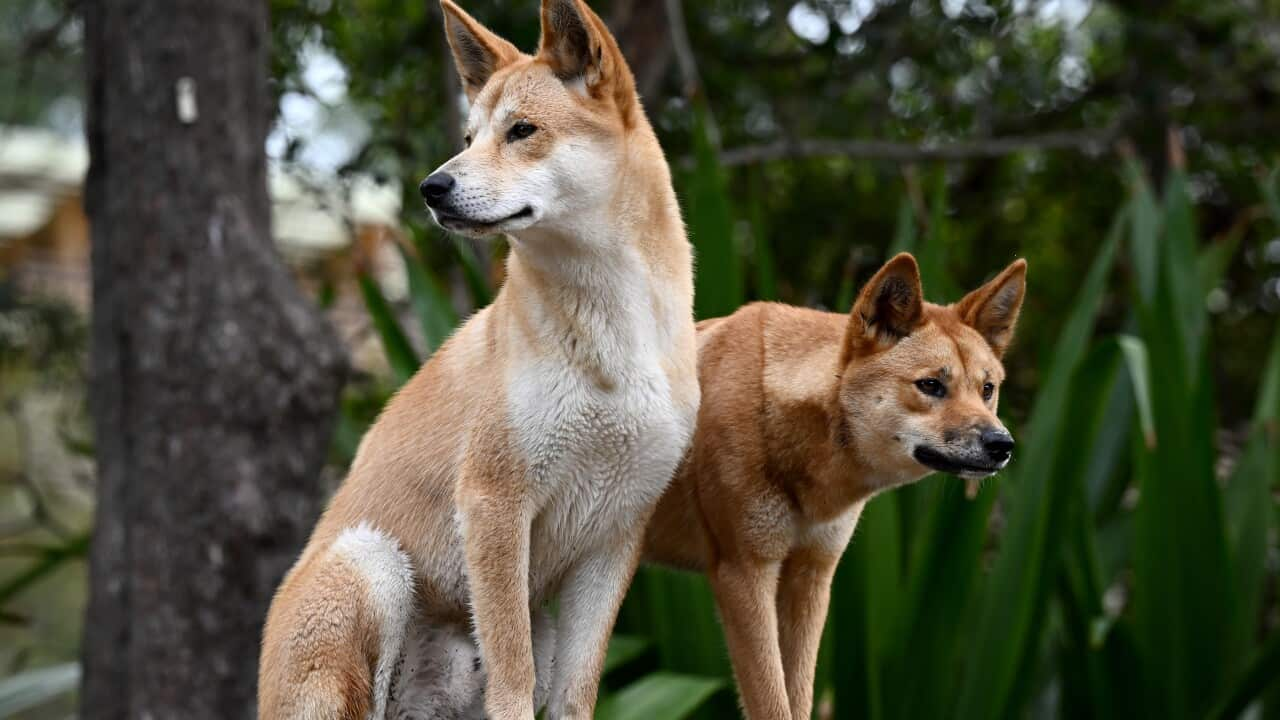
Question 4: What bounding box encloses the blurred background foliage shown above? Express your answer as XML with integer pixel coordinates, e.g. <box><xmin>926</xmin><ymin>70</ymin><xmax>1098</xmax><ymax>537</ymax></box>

<box><xmin>267</xmin><ymin>0</ymin><xmax>1280</xmax><ymax>422</ymax></box>
<box><xmin>3</xmin><ymin>0</ymin><xmax>1280</xmax><ymax>717</ymax></box>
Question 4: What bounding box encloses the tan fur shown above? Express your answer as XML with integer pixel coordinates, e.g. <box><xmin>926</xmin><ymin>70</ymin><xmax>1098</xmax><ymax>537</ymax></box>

<box><xmin>644</xmin><ymin>255</ymin><xmax>1027</xmax><ymax>720</ymax></box>
<box><xmin>260</xmin><ymin>538</ymin><xmax>384</xmax><ymax>720</ymax></box>
<box><xmin>259</xmin><ymin>2</ymin><xmax>697</xmax><ymax>719</ymax></box>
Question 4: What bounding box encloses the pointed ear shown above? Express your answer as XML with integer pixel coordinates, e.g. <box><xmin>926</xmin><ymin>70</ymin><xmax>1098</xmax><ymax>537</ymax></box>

<box><xmin>844</xmin><ymin>253</ymin><xmax>924</xmax><ymax>360</ymax></box>
<box><xmin>441</xmin><ymin>0</ymin><xmax>521</xmax><ymax>101</ymax></box>
<box><xmin>537</xmin><ymin>0</ymin><xmax>637</xmax><ymax>120</ymax></box>
<box><xmin>955</xmin><ymin>259</ymin><xmax>1027</xmax><ymax>357</ymax></box>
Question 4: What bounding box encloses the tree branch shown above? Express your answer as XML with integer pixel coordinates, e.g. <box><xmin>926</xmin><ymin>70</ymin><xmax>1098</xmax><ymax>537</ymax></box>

<box><xmin>608</xmin><ymin>0</ymin><xmax>673</xmax><ymax>104</ymax></box>
<box><xmin>663</xmin><ymin>0</ymin><xmax>702</xmax><ymax>100</ymax></box>
<box><xmin>709</xmin><ymin>127</ymin><xmax>1118</xmax><ymax>167</ymax></box>
<box><xmin>663</xmin><ymin>0</ymin><xmax>723</xmax><ymax>147</ymax></box>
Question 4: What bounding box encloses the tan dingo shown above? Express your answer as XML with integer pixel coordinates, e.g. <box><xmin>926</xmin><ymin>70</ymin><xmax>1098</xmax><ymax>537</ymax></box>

<box><xmin>644</xmin><ymin>254</ymin><xmax>1026</xmax><ymax>720</ymax></box>
<box><xmin>258</xmin><ymin>1</ymin><xmax>698</xmax><ymax>718</ymax></box>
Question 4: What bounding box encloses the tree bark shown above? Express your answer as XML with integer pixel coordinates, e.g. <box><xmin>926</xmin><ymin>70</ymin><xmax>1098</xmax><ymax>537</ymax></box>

<box><xmin>609</xmin><ymin>0</ymin><xmax>673</xmax><ymax>108</ymax></box>
<box><xmin>81</xmin><ymin>1</ymin><xmax>346</xmax><ymax>718</ymax></box>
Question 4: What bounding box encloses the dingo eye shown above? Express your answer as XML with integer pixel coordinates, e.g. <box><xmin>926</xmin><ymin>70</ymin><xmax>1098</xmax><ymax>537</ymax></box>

<box><xmin>982</xmin><ymin>382</ymin><xmax>995</xmax><ymax>401</ymax></box>
<box><xmin>915</xmin><ymin>378</ymin><xmax>946</xmax><ymax>398</ymax></box>
<box><xmin>464</xmin><ymin>133</ymin><xmax>473</xmax><ymax>147</ymax></box>
<box><xmin>507</xmin><ymin>120</ymin><xmax>537</xmax><ymax>142</ymax></box>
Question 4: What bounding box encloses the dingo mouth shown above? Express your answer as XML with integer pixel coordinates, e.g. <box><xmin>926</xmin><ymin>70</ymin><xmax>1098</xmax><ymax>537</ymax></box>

<box><xmin>434</xmin><ymin>206</ymin><xmax>534</xmax><ymax>233</ymax></box>
<box><xmin>912</xmin><ymin>446</ymin><xmax>1005</xmax><ymax>478</ymax></box>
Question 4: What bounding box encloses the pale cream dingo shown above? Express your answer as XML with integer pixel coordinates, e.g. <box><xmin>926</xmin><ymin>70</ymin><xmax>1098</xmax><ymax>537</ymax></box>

<box><xmin>258</xmin><ymin>2</ymin><xmax>698</xmax><ymax>718</ymax></box>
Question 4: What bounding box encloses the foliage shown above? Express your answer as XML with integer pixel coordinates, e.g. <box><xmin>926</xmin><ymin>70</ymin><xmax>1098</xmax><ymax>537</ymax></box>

<box><xmin>0</xmin><ymin>0</ymin><xmax>81</xmax><ymax>130</ymax></box>
<box><xmin>0</xmin><ymin>288</ymin><xmax>86</xmax><ymax>378</ymax></box>
<box><xmin>0</xmin><ymin>293</ymin><xmax>90</xmax><ymax>719</ymax></box>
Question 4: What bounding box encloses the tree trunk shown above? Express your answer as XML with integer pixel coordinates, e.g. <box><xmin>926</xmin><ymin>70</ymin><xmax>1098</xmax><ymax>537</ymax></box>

<box><xmin>609</xmin><ymin>0</ymin><xmax>673</xmax><ymax>108</ymax></box>
<box><xmin>81</xmin><ymin>1</ymin><xmax>346</xmax><ymax>718</ymax></box>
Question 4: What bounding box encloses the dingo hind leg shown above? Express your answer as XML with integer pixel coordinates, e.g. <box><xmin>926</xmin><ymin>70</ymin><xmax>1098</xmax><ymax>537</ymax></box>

<box><xmin>260</xmin><ymin>525</ymin><xmax>414</xmax><ymax>720</ymax></box>
<box><xmin>384</xmin><ymin>607</ymin><xmax>554</xmax><ymax>720</ymax></box>
<box><xmin>388</xmin><ymin>620</ymin><xmax>484</xmax><ymax>720</ymax></box>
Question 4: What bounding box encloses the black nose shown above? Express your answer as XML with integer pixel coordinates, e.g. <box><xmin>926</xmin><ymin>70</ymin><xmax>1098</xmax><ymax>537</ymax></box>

<box><xmin>419</xmin><ymin>172</ymin><xmax>455</xmax><ymax>207</ymax></box>
<box><xmin>981</xmin><ymin>428</ymin><xmax>1015</xmax><ymax>462</ymax></box>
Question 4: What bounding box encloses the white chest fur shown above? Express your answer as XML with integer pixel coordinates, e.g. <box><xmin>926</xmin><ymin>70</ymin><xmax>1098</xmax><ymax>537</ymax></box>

<box><xmin>503</xmin><ymin>247</ymin><xmax>695</xmax><ymax>598</ymax></box>
<box><xmin>511</xmin><ymin>358</ymin><xmax>690</xmax><ymax>600</ymax></box>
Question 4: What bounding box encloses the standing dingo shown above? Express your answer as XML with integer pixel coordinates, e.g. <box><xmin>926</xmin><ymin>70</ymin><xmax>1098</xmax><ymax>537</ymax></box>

<box><xmin>645</xmin><ymin>254</ymin><xmax>1026</xmax><ymax>720</ymax></box>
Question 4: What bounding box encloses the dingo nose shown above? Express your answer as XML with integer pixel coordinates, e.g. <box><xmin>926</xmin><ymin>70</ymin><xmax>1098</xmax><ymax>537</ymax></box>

<box><xmin>981</xmin><ymin>428</ymin><xmax>1015</xmax><ymax>463</ymax></box>
<box><xmin>420</xmin><ymin>172</ymin><xmax>455</xmax><ymax>207</ymax></box>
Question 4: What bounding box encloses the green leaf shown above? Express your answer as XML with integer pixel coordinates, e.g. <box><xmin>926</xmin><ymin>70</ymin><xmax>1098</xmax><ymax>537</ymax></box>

<box><xmin>619</xmin><ymin>567</ymin><xmax>731</xmax><ymax>681</ymax></box>
<box><xmin>331</xmin><ymin>401</ymin><xmax>369</xmax><ymax>466</ymax></box>
<box><xmin>954</xmin><ymin>209</ymin><xmax>1122</xmax><ymax>720</ymax></box>
<box><xmin>747</xmin><ymin>167</ymin><xmax>777</xmax><ymax>301</ymax></box>
<box><xmin>595</xmin><ymin>673</ymin><xmax>723</xmax><ymax>720</ymax></box>
<box><xmin>398</xmin><ymin>243</ymin><xmax>458</xmax><ymax>356</ymax></box>
<box><xmin>1032</xmin><ymin>341</ymin><xmax>1137</xmax><ymax>719</ymax></box>
<box><xmin>684</xmin><ymin>103</ymin><xmax>743</xmax><ymax>319</ymax></box>
<box><xmin>831</xmin><ymin>492</ymin><xmax>902</xmax><ymax>720</ymax></box>
<box><xmin>0</xmin><ymin>534</ymin><xmax>89</xmax><ymax>606</ymax></box>
<box><xmin>603</xmin><ymin>635</ymin><xmax>650</xmax><ymax>677</ymax></box>
<box><xmin>0</xmin><ymin>663</ymin><xmax>80</xmax><ymax>717</ymax></box>
<box><xmin>1196</xmin><ymin>227</ymin><xmax>1242</xmax><ymax>297</ymax></box>
<box><xmin>1160</xmin><ymin>170</ymin><xmax>1207</xmax><ymax>379</ymax></box>
<box><xmin>1055</xmin><ymin>361</ymin><xmax>1123</xmax><ymax>720</ymax></box>
<box><xmin>1261</xmin><ymin>166</ymin><xmax>1280</xmax><ymax>224</ymax></box>
<box><xmin>1124</xmin><ymin>159</ymin><xmax>1161</xmax><ymax>305</ymax></box>
<box><xmin>451</xmin><ymin>236</ymin><xmax>493</xmax><ymax>308</ymax></box>
<box><xmin>1130</xmin><ymin>177</ymin><xmax>1234</xmax><ymax>717</ymax></box>
<box><xmin>1209</xmin><ymin>632</ymin><xmax>1280</xmax><ymax>720</ymax></box>
<box><xmin>887</xmin><ymin>195</ymin><xmax>918</xmax><ymax>257</ymax></box>
<box><xmin>883</xmin><ymin>480</ymin><xmax>993</xmax><ymax>720</ymax></box>
<box><xmin>1115</xmin><ymin>335</ymin><xmax>1157</xmax><ymax>449</ymax></box>
<box><xmin>357</xmin><ymin>273</ymin><xmax>420</xmax><ymax>385</ymax></box>
<box><xmin>1208</xmin><ymin>165</ymin><xmax>1280</xmax><ymax>718</ymax></box>
<box><xmin>1082</xmin><ymin>358</ymin><xmax>1136</xmax><ymax>521</ymax></box>
<box><xmin>834</xmin><ymin>251</ymin><xmax>857</xmax><ymax>314</ymax></box>
<box><xmin>916</xmin><ymin>172</ymin><xmax>959</xmax><ymax>301</ymax></box>
<box><xmin>1224</xmin><ymin>318</ymin><xmax>1280</xmax><ymax>662</ymax></box>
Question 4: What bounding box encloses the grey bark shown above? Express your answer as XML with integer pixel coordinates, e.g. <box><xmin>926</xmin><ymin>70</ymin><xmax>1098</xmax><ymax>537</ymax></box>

<box><xmin>609</xmin><ymin>0</ymin><xmax>673</xmax><ymax>107</ymax></box>
<box><xmin>81</xmin><ymin>1</ymin><xmax>346</xmax><ymax>718</ymax></box>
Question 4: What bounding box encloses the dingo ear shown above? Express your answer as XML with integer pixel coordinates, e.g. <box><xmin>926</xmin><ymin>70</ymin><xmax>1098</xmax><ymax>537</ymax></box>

<box><xmin>441</xmin><ymin>0</ymin><xmax>521</xmax><ymax>101</ymax></box>
<box><xmin>844</xmin><ymin>253</ymin><xmax>924</xmax><ymax>360</ymax></box>
<box><xmin>955</xmin><ymin>259</ymin><xmax>1027</xmax><ymax>357</ymax></box>
<box><xmin>538</xmin><ymin>0</ymin><xmax>638</xmax><ymax>123</ymax></box>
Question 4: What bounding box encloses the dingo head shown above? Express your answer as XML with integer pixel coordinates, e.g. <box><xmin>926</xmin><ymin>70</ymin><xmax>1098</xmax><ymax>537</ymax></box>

<box><xmin>422</xmin><ymin>0</ymin><xmax>641</xmax><ymax>239</ymax></box>
<box><xmin>838</xmin><ymin>254</ymin><xmax>1027</xmax><ymax>486</ymax></box>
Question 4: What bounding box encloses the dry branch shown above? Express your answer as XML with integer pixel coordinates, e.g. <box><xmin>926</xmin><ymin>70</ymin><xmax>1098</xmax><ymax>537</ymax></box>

<box><xmin>708</xmin><ymin>127</ymin><xmax>1118</xmax><ymax>167</ymax></box>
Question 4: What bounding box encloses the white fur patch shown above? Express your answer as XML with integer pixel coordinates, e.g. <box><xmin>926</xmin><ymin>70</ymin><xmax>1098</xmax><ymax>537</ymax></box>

<box><xmin>564</xmin><ymin>75</ymin><xmax>589</xmax><ymax>97</ymax></box>
<box><xmin>797</xmin><ymin>504</ymin><xmax>862</xmax><ymax>553</ymax></box>
<box><xmin>331</xmin><ymin>524</ymin><xmax>415</xmax><ymax>720</ymax></box>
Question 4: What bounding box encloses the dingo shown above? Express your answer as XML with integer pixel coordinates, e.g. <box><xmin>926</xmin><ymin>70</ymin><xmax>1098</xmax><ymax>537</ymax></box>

<box><xmin>258</xmin><ymin>1</ymin><xmax>698</xmax><ymax>718</ymax></box>
<box><xmin>644</xmin><ymin>253</ymin><xmax>1026</xmax><ymax>720</ymax></box>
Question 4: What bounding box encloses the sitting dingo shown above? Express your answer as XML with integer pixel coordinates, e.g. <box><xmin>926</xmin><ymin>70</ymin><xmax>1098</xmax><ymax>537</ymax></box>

<box><xmin>644</xmin><ymin>253</ymin><xmax>1026</xmax><ymax>720</ymax></box>
<box><xmin>258</xmin><ymin>1</ymin><xmax>698</xmax><ymax>718</ymax></box>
